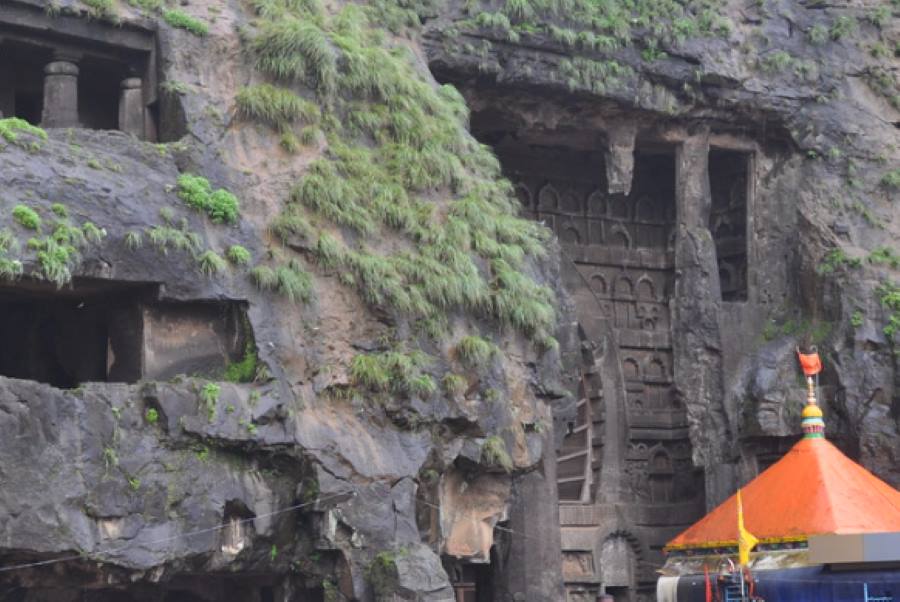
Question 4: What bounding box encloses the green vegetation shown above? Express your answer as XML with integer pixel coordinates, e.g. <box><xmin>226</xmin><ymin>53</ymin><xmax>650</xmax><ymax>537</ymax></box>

<box><xmin>145</xmin><ymin>408</ymin><xmax>160</xmax><ymax>424</ymax></box>
<box><xmin>881</xmin><ymin>169</ymin><xmax>900</xmax><ymax>190</ymax></box>
<box><xmin>235</xmin><ymin>83</ymin><xmax>320</xmax><ymax>132</ymax></box>
<box><xmin>12</xmin><ymin>205</ymin><xmax>41</xmax><ymax>231</ymax></box>
<box><xmin>224</xmin><ymin>345</ymin><xmax>259</xmax><ymax>383</ymax></box>
<box><xmin>26</xmin><ymin>219</ymin><xmax>107</xmax><ymax>287</ymax></box>
<box><xmin>83</xmin><ymin>0</ymin><xmax>116</xmax><ymax>19</ymax></box>
<box><xmin>227</xmin><ymin>245</ymin><xmax>252</xmax><ymax>265</ymax></box>
<box><xmin>817</xmin><ymin>248</ymin><xmax>862</xmax><ymax>275</ymax></box>
<box><xmin>877</xmin><ymin>282</ymin><xmax>900</xmax><ymax>338</ymax></box>
<box><xmin>869</xmin><ymin>246</ymin><xmax>900</xmax><ymax>269</ymax></box>
<box><xmin>463</xmin><ymin>0</ymin><xmax>730</xmax><ymax>57</ymax></box>
<box><xmin>147</xmin><ymin>222</ymin><xmax>202</xmax><ymax>255</ymax></box>
<box><xmin>455</xmin><ymin>335</ymin><xmax>497</xmax><ymax>369</ymax></box>
<box><xmin>251</xmin><ymin>260</ymin><xmax>313</xmax><ymax>302</ymax></box>
<box><xmin>197</xmin><ymin>250</ymin><xmax>228</xmax><ymax>276</ymax></box>
<box><xmin>162</xmin><ymin>8</ymin><xmax>208</xmax><ymax>36</ymax></box>
<box><xmin>367</xmin><ymin>550</ymin><xmax>404</xmax><ymax>596</ymax></box>
<box><xmin>0</xmin><ymin>118</ymin><xmax>46</xmax><ymax>151</ymax></box>
<box><xmin>50</xmin><ymin>203</ymin><xmax>68</xmax><ymax>218</ymax></box>
<box><xmin>350</xmin><ymin>350</ymin><xmax>436</xmax><ymax>398</ymax></box>
<box><xmin>851</xmin><ymin>310</ymin><xmax>864</xmax><ymax>328</ymax></box>
<box><xmin>199</xmin><ymin>382</ymin><xmax>221</xmax><ymax>421</ymax></box>
<box><xmin>0</xmin><ymin>229</ymin><xmax>23</xmax><ymax>281</ymax></box>
<box><xmin>442</xmin><ymin>373</ymin><xmax>468</xmax><ymax>398</ymax></box>
<box><xmin>760</xmin><ymin>51</ymin><xmax>793</xmax><ymax>73</ymax></box>
<box><xmin>176</xmin><ymin>174</ymin><xmax>240</xmax><ymax>224</ymax></box>
<box><xmin>481</xmin><ymin>435</ymin><xmax>513</xmax><ymax>471</ymax></box>
<box><xmin>244</xmin><ymin>2</ymin><xmax>557</xmax><ymax>347</ymax></box>
<box><xmin>124</xmin><ymin>230</ymin><xmax>143</xmax><ymax>250</ymax></box>
<box><xmin>808</xmin><ymin>23</ymin><xmax>829</xmax><ymax>45</ymax></box>
<box><xmin>829</xmin><ymin>15</ymin><xmax>858</xmax><ymax>40</ymax></box>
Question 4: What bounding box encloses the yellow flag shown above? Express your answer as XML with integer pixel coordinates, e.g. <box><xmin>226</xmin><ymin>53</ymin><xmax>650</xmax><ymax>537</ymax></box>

<box><xmin>737</xmin><ymin>489</ymin><xmax>759</xmax><ymax>565</ymax></box>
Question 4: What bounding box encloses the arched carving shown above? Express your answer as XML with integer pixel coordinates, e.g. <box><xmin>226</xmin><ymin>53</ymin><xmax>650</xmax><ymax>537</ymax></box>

<box><xmin>538</xmin><ymin>183</ymin><xmax>560</xmax><ymax>212</ymax></box>
<box><xmin>622</xmin><ymin>357</ymin><xmax>640</xmax><ymax>381</ymax></box>
<box><xmin>649</xmin><ymin>447</ymin><xmax>673</xmax><ymax>474</ymax></box>
<box><xmin>590</xmin><ymin>273</ymin><xmax>607</xmax><ymax>297</ymax></box>
<box><xmin>645</xmin><ymin>357</ymin><xmax>666</xmax><ymax>381</ymax></box>
<box><xmin>514</xmin><ymin>182</ymin><xmax>533</xmax><ymax>210</ymax></box>
<box><xmin>634</xmin><ymin>195</ymin><xmax>660</xmax><ymax>223</ymax></box>
<box><xmin>636</xmin><ymin>276</ymin><xmax>655</xmax><ymax>300</ymax></box>
<box><xmin>560</xmin><ymin>190</ymin><xmax>582</xmax><ymax>214</ymax></box>
<box><xmin>613</xmin><ymin>274</ymin><xmax>634</xmax><ymax>299</ymax></box>
<box><xmin>586</xmin><ymin>189</ymin><xmax>607</xmax><ymax>216</ymax></box>
<box><xmin>608</xmin><ymin>224</ymin><xmax>632</xmax><ymax>249</ymax></box>
<box><xmin>560</xmin><ymin>225</ymin><xmax>582</xmax><ymax>245</ymax></box>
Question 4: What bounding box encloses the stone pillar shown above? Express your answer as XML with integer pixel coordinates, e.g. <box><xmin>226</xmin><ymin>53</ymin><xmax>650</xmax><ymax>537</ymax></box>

<box><xmin>41</xmin><ymin>55</ymin><xmax>79</xmax><ymax>128</ymax></box>
<box><xmin>119</xmin><ymin>77</ymin><xmax>145</xmax><ymax>138</ymax></box>
<box><xmin>671</xmin><ymin>126</ymin><xmax>734</xmax><ymax>509</ymax></box>
<box><xmin>604</xmin><ymin>122</ymin><xmax>637</xmax><ymax>196</ymax></box>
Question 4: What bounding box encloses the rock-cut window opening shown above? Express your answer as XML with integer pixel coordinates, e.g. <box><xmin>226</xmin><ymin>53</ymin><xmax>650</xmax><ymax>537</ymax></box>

<box><xmin>709</xmin><ymin>148</ymin><xmax>751</xmax><ymax>302</ymax></box>
<box><xmin>0</xmin><ymin>0</ymin><xmax>164</xmax><ymax>140</ymax></box>
<box><xmin>0</xmin><ymin>279</ymin><xmax>252</xmax><ymax>389</ymax></box>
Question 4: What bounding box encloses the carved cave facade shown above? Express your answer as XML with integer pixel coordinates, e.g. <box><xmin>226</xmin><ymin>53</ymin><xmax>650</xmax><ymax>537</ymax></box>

<box><xmin>446</xmin><ymin>83</ymin><xmax>767</xmax><ymax>601</ymax></box>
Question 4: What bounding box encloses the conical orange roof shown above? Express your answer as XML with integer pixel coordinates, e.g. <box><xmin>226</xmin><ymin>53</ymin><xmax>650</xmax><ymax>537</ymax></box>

<box><xmin>666</xmin><ymin>436</ymin><xmax>900</xmax><ymax>550</ymax></box>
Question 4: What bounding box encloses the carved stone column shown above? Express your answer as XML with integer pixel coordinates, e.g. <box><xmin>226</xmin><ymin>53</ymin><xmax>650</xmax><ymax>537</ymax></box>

<box><xmin>118</xmin><ymin>77</ymin><xmax>145</xmax><ymax>138</ymax></box>
<box><xmin>41</xmin><ymin>55</ymin><xmax>79</xmax><ymax>128</ymax></box>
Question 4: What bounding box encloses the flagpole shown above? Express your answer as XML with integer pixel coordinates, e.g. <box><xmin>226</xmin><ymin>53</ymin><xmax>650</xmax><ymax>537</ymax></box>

<box><xmin>740</xmin><ymin>568</ymin><xmax>746</xmax><ymax>602</ymax></box>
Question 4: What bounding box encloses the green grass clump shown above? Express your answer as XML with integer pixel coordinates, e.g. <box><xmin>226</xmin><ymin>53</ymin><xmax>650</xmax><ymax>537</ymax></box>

<box><xmin>249</xmin><ymin>18</ymin><xmax>338</xmax><ymax>96</ymax></box>
<box><xmin>350</xmin><ymin>350</ymin><xmax>435</xmax><ymax>398</ymax></box>
<box><xmin>145</xmin><ymin>408</ymin><xmax>159</xmax><ymax>424</ymax></box>
<box><xmin>176</xmin><ymin>174</ymin><xmax>240</xmax><ymax>224</ymax></box>
<box><xmin>251</xmin><ymin>260</ymin><xmax>313</xmax><ymax>303</ymax></box>
<box><xmin>227</xmin><ymin>245</ymin><xmax>252</xmax><ymax>265</ymax></box>
<box><xmin>442</xmin><ymin>373</ymin><xmax>468</xmax><ymax>398</ymax></box>
<box><xmin>12</xmin><ymin>205</ymin><xmax>41</xmax><ymax>231</ymax></box>
<box><xmin>83</xmin><ymin>0</ymin><xmax>116</xmax><ymax>19</ymax></box>
<box><xmin>146</xmin><ymin>223</ymin><xmax>201</xmax><ymax>255</ymax></box>
<box><xmin>455</xmin><ymin>335</ymin><xmax>497</xmax><ymax>369</ymax></box>
<box><xmin>199</xmin><ymin>382</ymin><xmax>221</xmax><ymax>421</ymax></box>
<box><xmin>0</xmin><ymin>118</ymin><xmax>47</xmax><ymax>150</ymax></box>
<box><xmin>235</xmin><ymin>84</ymin><xmax>320</xmax><ymax>132</ymax></box>
<box><xmin>481</xmin><ymin>435</ymin><xmax>513</xmax><ymax>471</ymax></box>
<box><xmin>197</xmin><ymin>250</ymin><xmax>227</xmax><ymax>276</ymax></box>
<box><xmin>817</xmin><ymin>248</ymin><xmax>862</xmax><ymax>275</ymax></box>
<box><xmin>829</xmin><ymin>15</ymin><xmax>857</xmax><ymax>40</ymax></box>
<box><xmin>760</xmin><ymin>51</ymin><xmax>793</xmax><ymax>73</ymax></box>
<box><xmin>869</xmin><ymin>246</ymin><xmax>900</xmax><ymax>269</ymax></box>
<box><xmin>163</xmin><ymin>8</ymin><xmax>208</xmax><ymax>36</ymax></box>
<box><xmin>224</xmin><ymin>345</ymin><xmax>259</xmax><ymax>383</ymax></box>
<box><xmin>877</xmin><ymin>282</ymin><xmax>900</xmax><ymax>338</ymax></box>
<box><xmin>0</xmin><ymin>229</ymin><xmax>23</xmax><ymax>281</ymax></box>
<box><xmin>50</xmin><ymin>203</ymin><xmax>68</xmax><ymax>218</ymax></box>
<box><xmin>881</xmin><ymin>169</ymin><xmax>900</xmax><ymax>190</ymax></box>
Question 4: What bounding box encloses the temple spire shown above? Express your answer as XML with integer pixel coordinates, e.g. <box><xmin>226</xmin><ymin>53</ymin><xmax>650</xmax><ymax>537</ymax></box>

<box><xmin>797</xmin><ymin>348</ymin><xmax>824</xmax><ymax>439</ymax></box>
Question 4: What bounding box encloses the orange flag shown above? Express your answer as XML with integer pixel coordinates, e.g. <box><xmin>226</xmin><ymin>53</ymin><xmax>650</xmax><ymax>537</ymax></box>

<box><xmin>797</xmin><ymin>349</ymin><xmax>822</xmax><ymax>376</ymax></box>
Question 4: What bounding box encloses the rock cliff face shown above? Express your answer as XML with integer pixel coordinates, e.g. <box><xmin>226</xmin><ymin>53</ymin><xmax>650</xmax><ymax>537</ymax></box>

<box><xmin>0</xmin><ymin>0</ymin><xmax>897</xmax><ymax>600</ymax></box>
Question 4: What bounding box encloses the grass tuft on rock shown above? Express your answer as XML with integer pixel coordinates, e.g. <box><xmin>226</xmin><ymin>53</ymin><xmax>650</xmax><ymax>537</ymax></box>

<box><xmin>163</xmin><ymin>8</ymin><xmax>208</xmax><ymax>35</ymax></box>
<box><xmin>176</xmin><ymin>174</ymin><xmax>240</xmax><ymax>224</ymax></box>
<box><xmin>235</xmin><ymin>84</ymin><xmax>321</xmax><ymax>131</ymax></box>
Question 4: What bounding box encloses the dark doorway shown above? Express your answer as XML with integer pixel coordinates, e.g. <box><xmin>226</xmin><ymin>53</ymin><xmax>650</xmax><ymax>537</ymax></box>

<box><xmin>0</xmin><ymin>40</ymin><xmax>52</xmax><ymax>125</ymax></box>
<box><xmin>709</xmin><ymin>149</ymin><xmax>750</xmax><ymax>302</ymax></box>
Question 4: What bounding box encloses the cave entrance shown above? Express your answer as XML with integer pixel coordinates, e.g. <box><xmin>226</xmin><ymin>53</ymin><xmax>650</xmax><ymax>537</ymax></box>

<box><xmin>0</xmin><ymin>40</ymin><xmax>52</xmax><ymax>124</ymax></box>
<box><xmin>0</xmin><ymin>279</ymin><xmax>251</xmax><ymax>389</ymax></box>
<box><xmin>444</xmin><ymin>557</ymin><xmax>494</xmax><ymax>602</ymax></box>
<box><xmin>0</xmin><ymin>2</ymin><xmax>160</xmax><ymax>139</ymax></box>
<box><xmin>709</xmin><ymin>149</ymin><xmax>751</xmax><ymax>302</ymax></box>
